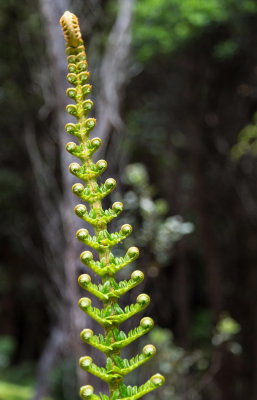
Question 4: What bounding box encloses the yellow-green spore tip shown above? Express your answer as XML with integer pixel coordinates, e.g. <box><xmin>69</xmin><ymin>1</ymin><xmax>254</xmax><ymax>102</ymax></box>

<box><xmin>60</xmin><ymin>11</ymin><xmax>82</xmax><ymax>47</ymax></box>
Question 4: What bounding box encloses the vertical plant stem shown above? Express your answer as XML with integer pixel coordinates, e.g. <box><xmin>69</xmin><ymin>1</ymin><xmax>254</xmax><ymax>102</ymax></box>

<box><xmin>60</xmin><ymin>11</ymin><xmax>165</xmax><ymax>400</ymax></box>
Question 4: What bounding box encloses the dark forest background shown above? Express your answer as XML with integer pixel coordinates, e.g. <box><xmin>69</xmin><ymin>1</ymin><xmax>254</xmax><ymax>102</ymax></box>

<box><xmin>1</xmin><ymin>0</ymin><xmax>257</xmax><ymax>399</ymax></box>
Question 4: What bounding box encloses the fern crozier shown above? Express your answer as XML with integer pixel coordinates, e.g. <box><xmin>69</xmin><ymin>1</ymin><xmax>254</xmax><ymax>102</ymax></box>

<box><xmin>60</xmin><ymin>11</ymin><xmax>165</xmax><ymax>400</ymax></box>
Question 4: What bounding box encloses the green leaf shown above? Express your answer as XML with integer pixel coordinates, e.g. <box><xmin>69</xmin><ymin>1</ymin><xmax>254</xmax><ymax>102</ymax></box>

<box><xmin>99</xmin><ymin>394</ymin><xmax>110</xmax><ymax>400</ymax></box>
<box><xmin>217</xmin><ymin>315</ymin><xmax>241</xmax><ymax>335</ymax></box>
<box><xmin>112</xmin><ymin>317</ymin><xmax>154</xmax><ymax>350</ymax></box>
<box><xmin>115</xmin><ymin>374</ymin><xmax>165</xmax><ymax>400</ymax></box>
<box><xmin>80</xmin><ymin>357</ymin><xmax>122</xmax><ymax>383</ymax></box>
<box><xmin>79</xmin><ymin>247</ymin><xmax>139</xmax><ymax>277</ymax></box>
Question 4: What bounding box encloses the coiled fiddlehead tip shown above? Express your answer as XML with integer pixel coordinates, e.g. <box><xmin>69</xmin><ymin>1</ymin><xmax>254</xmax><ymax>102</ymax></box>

<box><xmin>137</xmin><ymin>293</ymin><xmax>150</xmax><ymax>306</ymax></box>
<box><xmin>80</xmin><ymin>384</ymin><xmax>94</xmax><ymax>399</ymax></box>
<box><xmin>80</xmin><ymin>329</ymin><xmax>94</xmax><ymax>341</ymax></box>
<box><xmin>60</xmin><ymin>11</ymin><xmax>82</xmax><ymax>47</ymax></box>
<box><xmin>150</xmin><ymin>374</ymin><xmax>165</xmax><ymax>387</ymax></box>
<box><xmin>143</xmin><ymin>344</ymin><xmax>156</xmax><ymax>356</ymax></box>
<box><xmin>140</xmin><ymin>317</ymin><xmax>154</xmax><ymax>329</ymax></box>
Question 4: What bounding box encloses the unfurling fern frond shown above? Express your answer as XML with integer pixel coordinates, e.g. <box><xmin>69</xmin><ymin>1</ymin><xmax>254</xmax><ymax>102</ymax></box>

<box><xmin>60</xmin><ymin>11</ymin><xmax>164</xmax><ymax>400</ymax></box>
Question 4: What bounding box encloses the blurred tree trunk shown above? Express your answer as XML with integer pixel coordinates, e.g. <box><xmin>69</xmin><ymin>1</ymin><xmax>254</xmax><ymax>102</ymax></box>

<box><xmin>32</xmin><ymin>0</ymin><xmax>85</xmax><ymax>398</ymax></box>
<box><xmin>38</xmin><ymin>0</ymin><xmax>84</xmax><ymax>358</ymax></box>
<box><xmin>193</xmin><ymin>162</ymin><xmax>223</xmax><ymax>320</ymax></box>
<box><xmin>94</xmin><ymin>0</ymin><xmax>135</xmax><ymax>157</ymax></box>
<box><xmin>184</xmin><ymin>62</ymin><xmax>224</xmax><ymax>321</ymax></box>
<box><xmin>175</xmin><ymin>239</ymin><xmax>190</xmax><ymax>348</ymax></box>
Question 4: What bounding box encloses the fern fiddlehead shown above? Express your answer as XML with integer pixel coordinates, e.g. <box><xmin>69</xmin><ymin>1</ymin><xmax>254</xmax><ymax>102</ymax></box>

<box><xmin>60</xmin><ymin>11</ymin><xmax>165</xmax><ymax>400</ymax></box>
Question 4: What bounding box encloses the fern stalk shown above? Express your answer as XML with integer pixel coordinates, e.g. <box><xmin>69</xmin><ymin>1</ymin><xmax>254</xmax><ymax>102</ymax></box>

<box><xmin>59</xmin><ymin>11</ymin><xmax>165</xmax><ymax>400</ymax></box>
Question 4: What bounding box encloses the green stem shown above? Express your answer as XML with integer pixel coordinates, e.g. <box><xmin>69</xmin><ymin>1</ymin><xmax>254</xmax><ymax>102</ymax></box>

<box><xmin>75</xmin><ymin>70</ymin><xmax>121</xmax><ymax>399</ymax></box>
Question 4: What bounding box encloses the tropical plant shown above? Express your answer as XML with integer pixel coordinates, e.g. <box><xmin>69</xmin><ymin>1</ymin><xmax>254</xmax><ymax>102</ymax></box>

<box><xmin>59</xmin><ymin>11</ymin><xmax>165</xmax><ymax>400</ymax></box>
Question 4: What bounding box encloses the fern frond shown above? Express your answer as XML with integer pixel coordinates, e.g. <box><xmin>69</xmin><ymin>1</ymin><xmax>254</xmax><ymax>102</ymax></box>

<box><xmin>78</xmin><ymin>298</ymin><xmax>113</xmax><ymax>327</ymax></box>
<box><xmin>115</xmin><ymin>375</ymin><xmax>165</xmax><ymax>400</ymax></box>
<box><xmin>69</xmin><ymin>159</ymin><xmax>107</xmax><ymax>181</ymax></box>
<box><xmin>80</xmin><ymin>329</ymin><xmax>113</xmax><ymax>353</ymax></box>
<box><xmin>79</xmin><ymin>247</ymin><xmax>139</xmax><ymax>276</ymax></box>
<box><xmin>78</xmin><ymin>274</ymin><xmax>109</xmax><ymax>301</ymax></box>
<box><xmin>108</xmin><ymin>345</ymin><xmax>156</xmax><ymax>377</ymax></box>
<box><xmin>110</xmin><ymin>271</ymin><xmax>144</xmax><ymax>297</ymax></box>
<box><xmin>105</xmin><ymin>294</ymin><xmax>150</xmax><ymax>325</ymax></box>
<box><xmin>78</xmin><ymin>294</ymin><xmax>150</xmax><ymax>328</ymax></box>
<box><xmin>72</xmin><ymin>179</ymin><xmax>116</xmax><ymax>203</ymax></box>
<box><xmin>80</xmin><ymin>356</ymin><xmax>122</xmax><ymax>383</ymax></box>
<box><xmin>60</xmin><ymin>11</ymin><xmax>164</xmax><ymax>399</ymax></box>
<box><xmin>76</xmin><ymin>225</ymin><xmax>133</xmax><ymax>252</ymax></box>
<box><xmin>80</xmin><ymin>385</ymin><xmax>102</xmax><ymax>400</ymax></box>
<box><xmin>111</xmin><ymin>318</ymin><xmax>154</xmax><ymax>350</ymax></box>
<box><xmin>74</xmin><ymin>202</ymin><xmax>124</xmax><ymax>227</ymax></box>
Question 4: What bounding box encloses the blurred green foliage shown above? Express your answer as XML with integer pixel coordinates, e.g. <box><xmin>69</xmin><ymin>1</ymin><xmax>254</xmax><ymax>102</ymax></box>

<box><xmin>0</xmin><ymin>336</ymin><xmax>16</xmax><ymax>369</ymax></box>
<box><xmin>0</xmin><ymin>382</ymin><xmax>34</xmax><ymax>400</ymax></box>
<box><xmin>133</xmin><ymin>0</ymin><xmax>257</xmax><ymax>61</ymax></box>
<box><xmin>137</xmin><ymin>314</ymin><xmax>241</xmax><ymax>400</ymax></box>
<box><xmin>231</xmin><ymin>112</ymin><xmax>257</xmax><ymax>159</ymax></box>
<box><xmin>212</xmin><ymin>39</ymin><xmax>238</xmax><ymax>59</ymax></box>
<box><xmin>216</xmin><ymin>314</ymin><xmax>241</xmax><ymax>336</ymax></box>
<box><xmin>212</xmin><ymin>314</ymin><xmax>242</xmax><ymax>354</ymax></box>
<box><xmin>49</xmin><ymin>358</ymin><xmax>78</xmax><ymax>400</ymax></box>
<box><xmin>0</xmin><ymin>381</ymin><xmax>52</xmax><ymax>400</ymax></box>
<box><xmin>191</xmin><ymin>309</ymin><xmax>213</xmax><ymax>345</ymax></box>
<box><xmin>118</xmin><ymin>163</ymin><xmax>193</xmax><ymax>266</ymax></box>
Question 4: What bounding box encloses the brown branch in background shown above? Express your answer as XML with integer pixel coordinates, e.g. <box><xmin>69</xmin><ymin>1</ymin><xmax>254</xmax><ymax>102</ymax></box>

<box><xmin>32</xmin><ymin>326</ymin><xmax>65</xmax><ymax>400</ymax></box>
<box><xmin>94</xmin><ymin>0</ymin><xmax>135</xmax><ymax>156</ymax></box>
<box><xmin>33</xmin><ymin>0</ymin><xmax>87</xmax><ymax>398</ymax></box>
<box><xmin>24</xmin><ymin>123</ymin><xmax>65</xmax><ymax>309</ymax></box>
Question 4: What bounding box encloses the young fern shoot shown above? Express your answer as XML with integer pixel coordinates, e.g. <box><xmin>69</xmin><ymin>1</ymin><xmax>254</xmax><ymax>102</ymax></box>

<box><xmin>60</xmin><ymin>11</ymin><xmax>165</xmax><ymax>400</ymax></box>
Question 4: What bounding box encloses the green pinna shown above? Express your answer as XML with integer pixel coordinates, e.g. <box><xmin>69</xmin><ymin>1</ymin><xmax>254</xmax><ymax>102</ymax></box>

<box><xmin>60</xmin><ymin>11</ymin><xmax>165</xmax><ymax>400</ymax></box>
